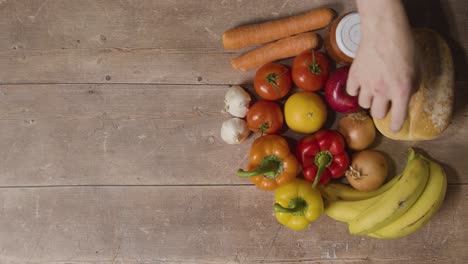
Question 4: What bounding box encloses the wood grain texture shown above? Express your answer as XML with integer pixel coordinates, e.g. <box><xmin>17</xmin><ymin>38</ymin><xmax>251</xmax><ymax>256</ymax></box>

<box><xmin>0</xmin><ymin>48</ymin><xmax>253</xmax><ymax>84</ymax></box>
<box><xmin>0</xmin><ymin>0</ymin><xmax>467</xmax><ymax>263</ymax></box>
<box><xmin>0</xmin><ymin>185</ymin><xmax>466</xmax><ymax>264</ymax></box>
<box><xmin>0</xmin><ymin>0</ymin><xmax>354</xmax><ymax>50</ymax></box>
<box><xmin>0</xmin><ymin>84</ymin><xmax>467</xmax><ymax>186</ymax></box>
<box><xmin>0</xmin><ymin>0</ymin><xmax>356</xmax><ymax>84</ymax></box>
<box><xmin>0</xmin><ymin>0</ymin><xmax>466</xmax><ymax>84</ymax></box>
<box><xmin>0</xmin><ymin>84</ymin><xmax>253</xmax><ymax>186</ymax></box>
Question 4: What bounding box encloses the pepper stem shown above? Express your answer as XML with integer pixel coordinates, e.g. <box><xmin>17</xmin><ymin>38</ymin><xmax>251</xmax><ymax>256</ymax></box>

<box><xmin>312</xmin><ymin>150</ymin><xmax>333</xmax><ymax>188</ymax></box>
<box><xmin>237</xmin><ymin>155</ymin><xmax>283</xmax><ymax>179</ymax></box>
<box><xmin>274</xmin><ymin>198</ymin><xmax>307</xmax><ymax>215</ymax></box>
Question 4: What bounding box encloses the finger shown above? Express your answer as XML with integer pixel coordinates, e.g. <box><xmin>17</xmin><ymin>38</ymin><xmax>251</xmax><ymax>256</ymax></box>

<box><xmin>346</xmin><ymin>66</ymin><xmax>360</xmax><ymax>96</ymax></box>
<box><xmin>358</xmin><ymin>90</ymin><xmax>373</xmax><ymax>109</ymax></box>
<box><xmin>390</xmin><ymin>97</ymin><xmax>410</xmax><ymax>132</ymax></box>
<box><xmin>371</xmin><ymin>96</ymin><xmax>390</xmax><ymax>119</ymax></box>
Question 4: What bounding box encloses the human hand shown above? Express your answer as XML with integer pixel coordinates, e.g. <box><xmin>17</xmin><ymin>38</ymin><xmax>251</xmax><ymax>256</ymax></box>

<box><xmin>347</xmin><ymin>0</ymin><xmax>417</xmax><ymax>132</ymax></box>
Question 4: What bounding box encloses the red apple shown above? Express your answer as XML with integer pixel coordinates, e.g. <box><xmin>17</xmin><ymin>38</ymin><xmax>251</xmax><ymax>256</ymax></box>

<box><xmin>325</xmin><ymin>66</ymin><xmax>362</xmax><ymax>114</ymax></box>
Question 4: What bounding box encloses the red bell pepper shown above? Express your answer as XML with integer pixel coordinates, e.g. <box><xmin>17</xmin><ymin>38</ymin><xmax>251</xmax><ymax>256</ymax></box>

<box><xmin>296</xmin><ymin>129</ymin><xmax>350</xmax><ymax>187</ymax></box>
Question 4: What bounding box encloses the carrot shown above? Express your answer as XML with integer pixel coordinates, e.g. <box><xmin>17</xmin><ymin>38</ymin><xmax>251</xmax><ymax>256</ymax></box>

<box><xmin>222</xmin><ymin>7</ymin><xmax>335</xmax><ymax>50</ymax></box>
<box><xmin>231</xmin><ymin>32</ymin><xmax>319</xmax><ymax>71</ymax></box>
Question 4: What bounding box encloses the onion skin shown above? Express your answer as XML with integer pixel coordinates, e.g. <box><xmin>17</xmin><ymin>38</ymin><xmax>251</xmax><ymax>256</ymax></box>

<box><xmin>338</xmin><ymin>112</ymin><xmax>376</xmax><ymax>151</ymax></box>
<box><xmin>325</xmin><ymin>66</ymin><xmax>361</xmax><ymax>114</ymax></box>
<box><xmin>346</xmin><ymin>150</ymin><xmax>388</xmax><ymax>192</ymax></box>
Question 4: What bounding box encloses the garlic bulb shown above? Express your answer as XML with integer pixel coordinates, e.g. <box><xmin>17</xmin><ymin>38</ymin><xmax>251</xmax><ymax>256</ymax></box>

<box><xmin>224</xmin><ymin>86</ymin><xmax>251</xmax><ymax>118</ymax></box>
<box><xmin>220</xmin><ymin>118</ymin><xmax>250</xmax><ymax>144</ymax></box>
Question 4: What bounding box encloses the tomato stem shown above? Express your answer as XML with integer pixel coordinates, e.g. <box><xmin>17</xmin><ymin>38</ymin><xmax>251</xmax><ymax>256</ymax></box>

<box><xmin>266</xmin><ymin>70</ymin><xmax>288</xmax><ymax>95</ymax></box>
<box><xmin>306</xmin><ymin>51</ymin><xmax>322</xmax><ymax>75</ymax></box>
<box><xmin>259</xmin><ymin>122</ymin><xmax>269</xmax><ymax>135</ymax></box>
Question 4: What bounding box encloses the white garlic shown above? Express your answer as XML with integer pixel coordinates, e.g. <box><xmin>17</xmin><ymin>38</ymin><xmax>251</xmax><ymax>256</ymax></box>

<box><xmin>224</xmin><ymin>86</ymin><xmax>251</xmax><ymax>118</ymax></box>
<box><xmin>220</xmin><ymin>118</ymin><xmax>250</xmax><ymax>144</ymax></box>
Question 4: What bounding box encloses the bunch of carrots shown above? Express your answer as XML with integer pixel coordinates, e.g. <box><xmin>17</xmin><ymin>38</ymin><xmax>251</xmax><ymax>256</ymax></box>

<box><xmin>222</xmin><ymin>7</ymin><xmax>336</xmax><ymax>71</ymax></box>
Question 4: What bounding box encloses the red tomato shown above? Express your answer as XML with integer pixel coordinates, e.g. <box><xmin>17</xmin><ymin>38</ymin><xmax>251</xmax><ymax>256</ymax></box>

<box><xmin>246</xmin><ymin>100</ymin><xmax>284</xmax><ymax>134</ymax></box>
<box><xmin>254</xmin><ymin>63</ymin><xmax>292</xmax><ymax>100</ymax></box>
<box><xmin>292</xmin><ymin>50</ymin><xmax>330</xmax><ymax>92</ymax></box>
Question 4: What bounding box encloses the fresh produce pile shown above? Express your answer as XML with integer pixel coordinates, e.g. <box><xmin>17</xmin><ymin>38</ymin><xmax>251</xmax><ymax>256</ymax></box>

<box><xmin>219</xmin><ymin>7</ymin><xmax>448</xmax><ymax>239</ymax></box>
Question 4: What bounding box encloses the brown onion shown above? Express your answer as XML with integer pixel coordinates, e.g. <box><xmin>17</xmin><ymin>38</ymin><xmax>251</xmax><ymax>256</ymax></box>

<box><xmin>345</xmin><ymin>150</ymin><xmax>388</xmax><ymax>191</ymax></box>
<box><xmin>338</xmin><ymin>112</ymin><xmax>376</xmax><ymax>151</ymax></box>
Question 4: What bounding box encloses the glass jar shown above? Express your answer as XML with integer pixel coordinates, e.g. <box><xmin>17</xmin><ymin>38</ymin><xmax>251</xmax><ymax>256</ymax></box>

<box><xmin>325</xmin><ymin>12</ymin><xmax>361</xmax><ymax>65</ymax></box>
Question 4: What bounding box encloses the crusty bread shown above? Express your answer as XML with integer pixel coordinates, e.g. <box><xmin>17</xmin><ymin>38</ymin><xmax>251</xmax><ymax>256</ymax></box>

<box><xmin>373</xmin><ymin>28</ymin><xmax>454</xmax><ymax>141</ymax></box>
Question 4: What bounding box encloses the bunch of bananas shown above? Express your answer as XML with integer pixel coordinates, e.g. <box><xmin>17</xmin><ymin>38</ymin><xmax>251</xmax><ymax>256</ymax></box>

<box><xmin>320</xmin><ymin>148</ymin><xmax>447</xmax><ymax>239</ymax></box>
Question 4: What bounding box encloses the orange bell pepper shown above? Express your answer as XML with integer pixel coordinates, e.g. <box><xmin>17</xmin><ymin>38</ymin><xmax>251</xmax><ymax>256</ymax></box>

<box><xmin>237</xmin><ymin>135</ymin><xmax>300</xmax><ymax>190</ymax></box>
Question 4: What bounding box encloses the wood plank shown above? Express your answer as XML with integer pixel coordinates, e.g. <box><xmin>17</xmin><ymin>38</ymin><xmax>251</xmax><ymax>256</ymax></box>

<box><xmin>0</xmin><ymin>84</ymin><xmax>254</xmax><ymax>186</ymax></box>
<box><xmin>0</xmin><ymin>185</ymin><xmax>466</xmax><ymax>264</ymax></box>
<box><xmin>0</xmin><ymin>48</ymin><xmax>254</xmax><ymax>85</ymax></box>
<box><xmin>0</xmin><ymin>0</ymin><xmax>355</xmax><ymax>50</ymax></box>
<box><xmin>1</xmin><ymin>43</ymin><xmax>466</xmax><ymax>86</ymax></box>
<box><xmin>0</xmin><ymin>84</ymin><xmax>467</xmax><ymax>186</ymax></box>
<box><xmin>1</xmin><ymin>0</ymin><xmax>464</xmax><ymax>51</ymax></box>
<box><xmin>0</xmin><ymin>0</ymin><xmax>466</xmax><ymax>84</ymax></box>
<box><xmin>0</xmin><ymin>0</ymin><xmax>350</xmax><ymax>85</ymax></box>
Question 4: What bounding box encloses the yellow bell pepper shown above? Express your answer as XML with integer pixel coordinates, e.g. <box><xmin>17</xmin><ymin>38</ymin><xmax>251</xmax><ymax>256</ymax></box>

<box><xmin>274</xmin><ymin>179</ymin><xmax>324</xmax><ymax>230</ymax></box>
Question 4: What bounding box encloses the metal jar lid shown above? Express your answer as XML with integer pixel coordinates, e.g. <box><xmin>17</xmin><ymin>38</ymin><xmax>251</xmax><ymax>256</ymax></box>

<box><xmin>335</xmin><ymin>12</ymin><xmax>361</xmax><ymax>58</ymax></box>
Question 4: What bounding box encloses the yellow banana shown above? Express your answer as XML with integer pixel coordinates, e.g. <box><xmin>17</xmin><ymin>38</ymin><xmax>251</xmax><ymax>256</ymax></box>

<box><xmin>370</xmin><ymin>157</ymin><xmax>447</xmax><ymax>239</ymax></box>
<box><xmin>325</xmin><ymin>194</ymin><xmax>384</xmax><ymax>222</ymax></box>
<box><xmin>324</xmin><ymin>175</ymin><xmax>407</xmax><ymax>222</ymax></box>
<box><xmin>348</xmin><ymin>156</ymin><xmax>430</xmax><ymax>235</ymax></box>
<box><xmin>320</xmin><ymin>174</ymin><xmax>402</xmax><ymax>202</ymax></box>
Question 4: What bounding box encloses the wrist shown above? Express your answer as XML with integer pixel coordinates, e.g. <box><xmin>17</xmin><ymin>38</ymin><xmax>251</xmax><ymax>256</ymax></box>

<box><xmin>357</xmin><ymin>0</ymin><xmax>397</xmax><ymax>12</ymax></box>
<box><xmin>357</xmin><ymin>0</ymin><xmax>410</xmax><ymax>36</ymax></box>
<box><xmin>357</xmin><ymin>0</ymin><xmax>404</xmax><ymax>20</ymax></box>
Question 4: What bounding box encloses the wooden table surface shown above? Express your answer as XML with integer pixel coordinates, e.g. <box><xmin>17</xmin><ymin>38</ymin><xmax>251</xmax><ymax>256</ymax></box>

<box><xmin>0</xmin><ymin>0</ymin><xmax>467</xmax><ymax>263</ymax></box>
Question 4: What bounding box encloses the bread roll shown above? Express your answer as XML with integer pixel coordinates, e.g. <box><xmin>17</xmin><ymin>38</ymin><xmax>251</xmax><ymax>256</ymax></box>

<box><xmin>373</xmin><ymin>28</ymin><xmax>454</xmax><ymax>141</ymax></box>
